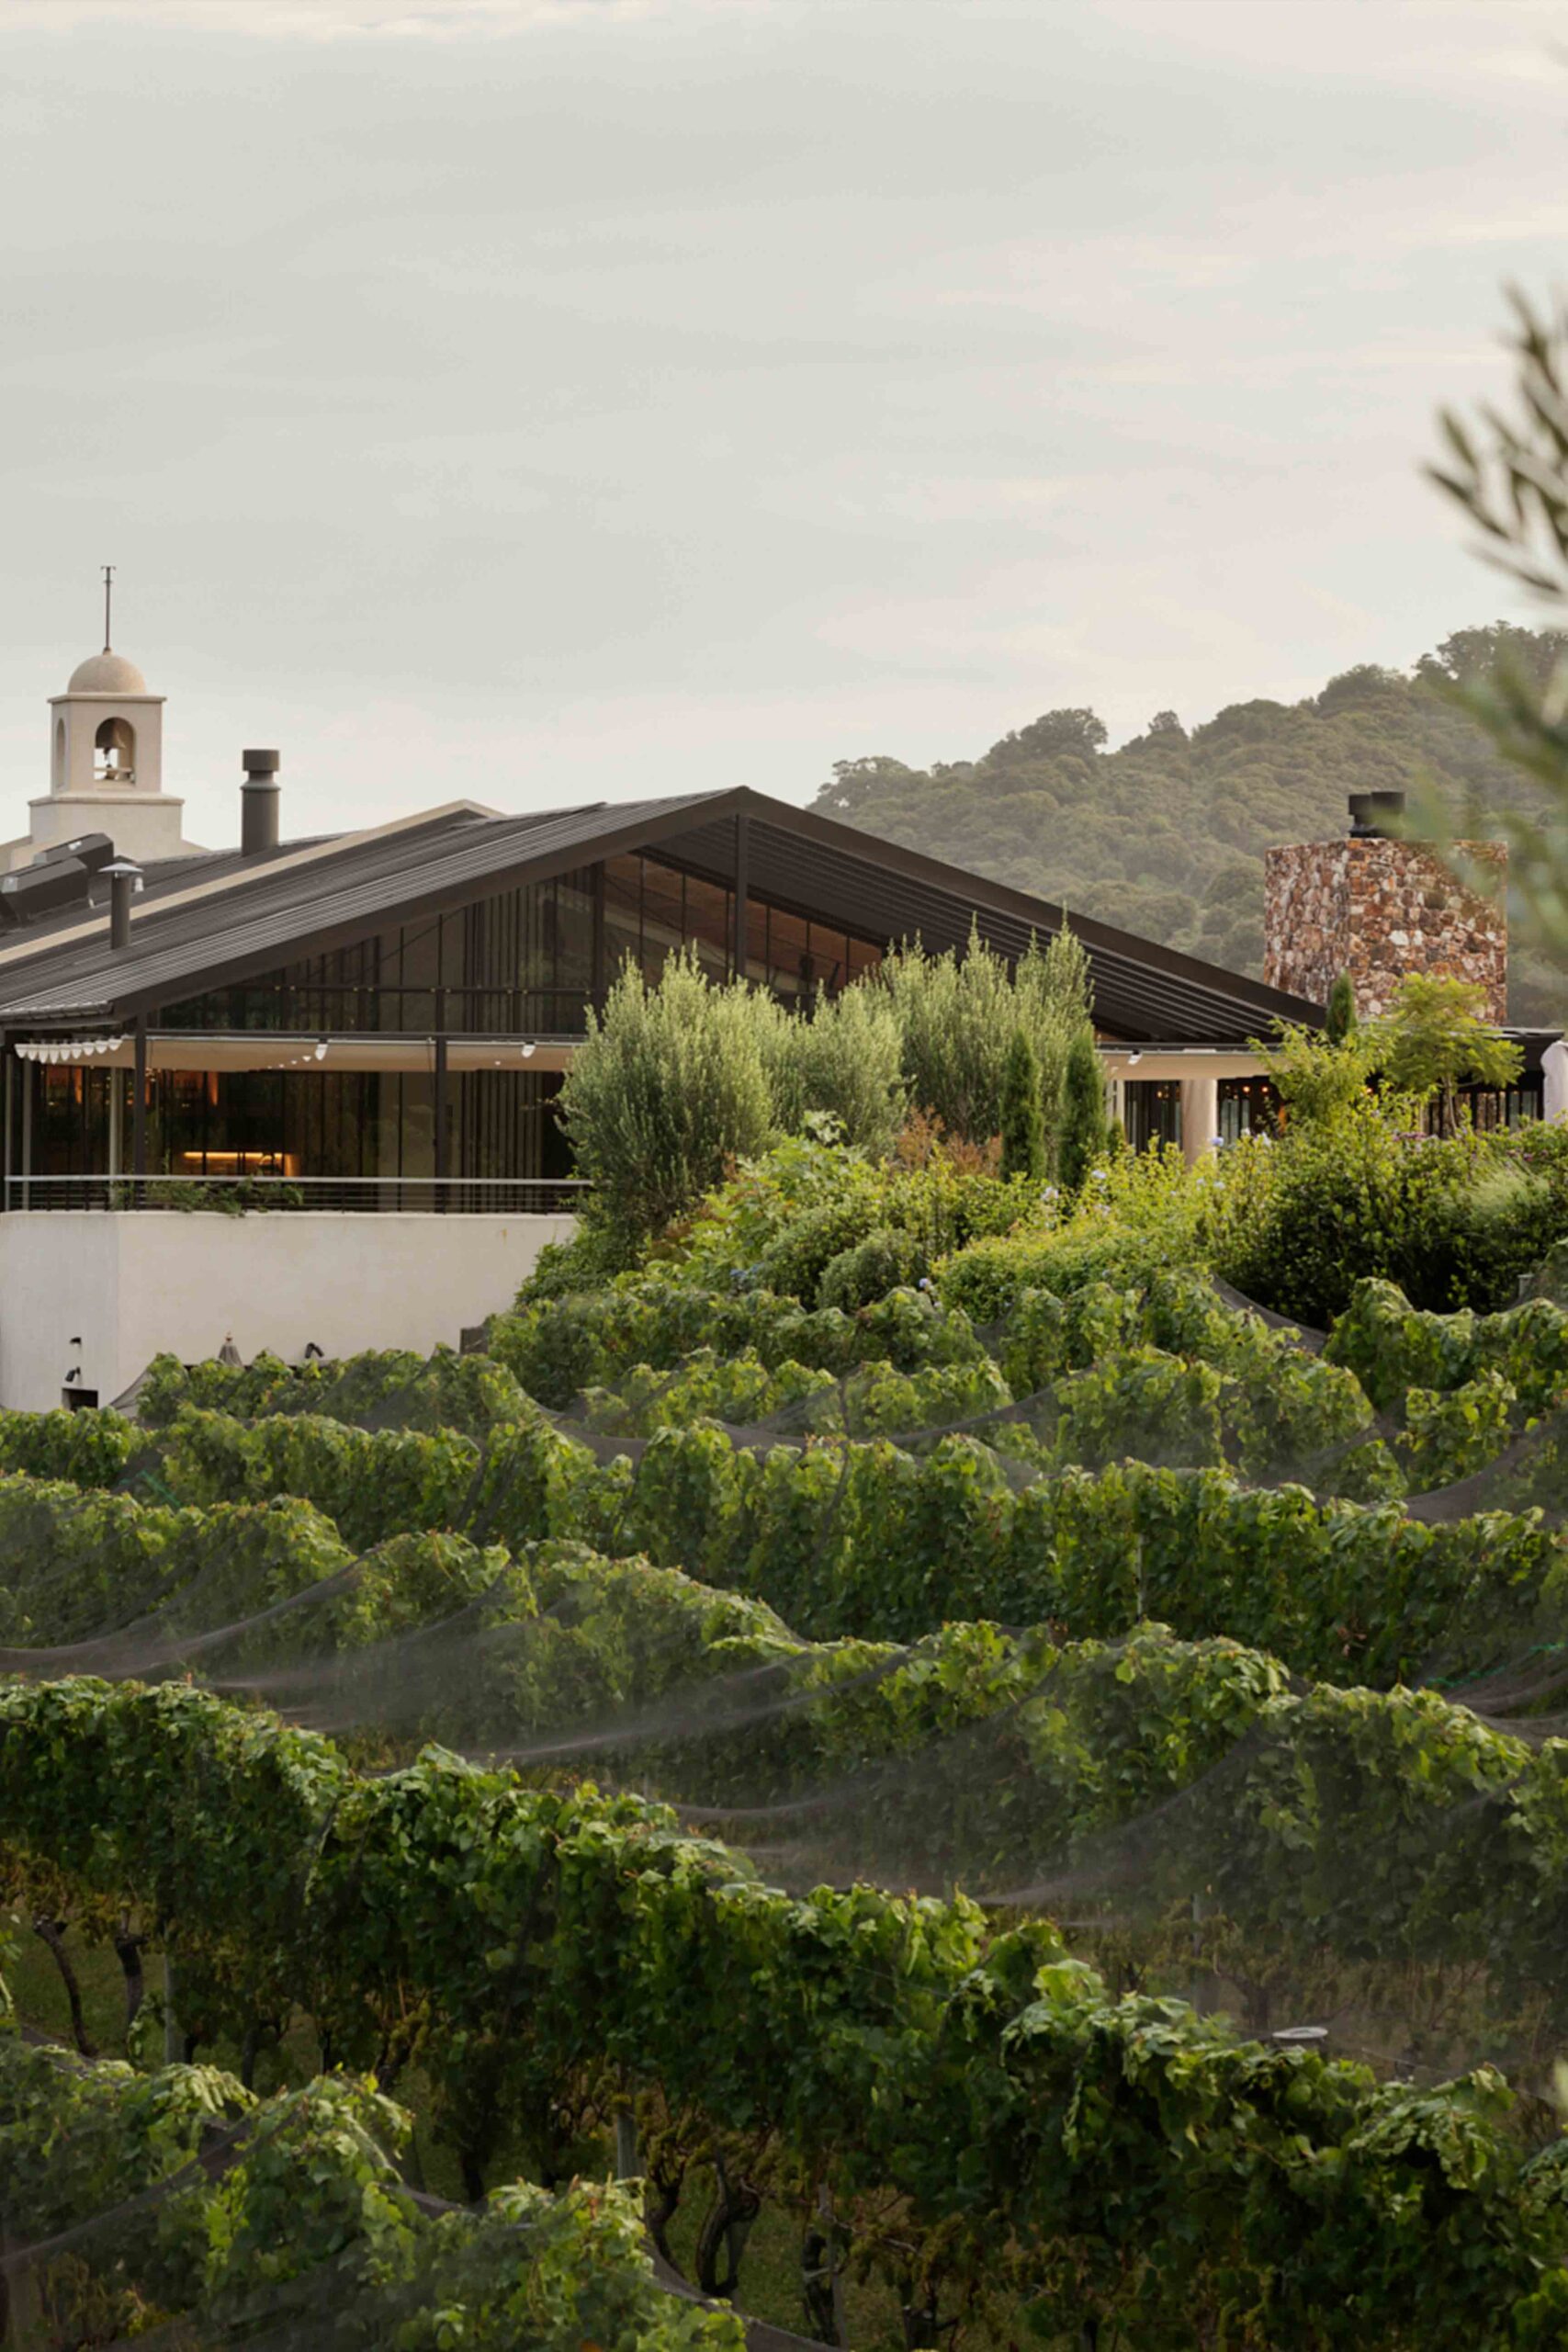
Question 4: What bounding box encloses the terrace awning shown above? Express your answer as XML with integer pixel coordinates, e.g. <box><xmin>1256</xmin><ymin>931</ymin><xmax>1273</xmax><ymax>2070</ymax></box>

<box><xmin>10</xmin><ymin>1032</ymin><xmax>580</xmax><ymax>1076</ymax></box>
<box><xmin>14</xmin><ymin>1036</ymin><xmax>127</xmax><ymax>1065</ymax></box>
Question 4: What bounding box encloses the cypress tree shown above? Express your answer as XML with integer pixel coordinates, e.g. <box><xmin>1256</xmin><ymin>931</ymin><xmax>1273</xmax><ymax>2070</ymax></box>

<box><xmin>998</xmin><ymin>1026</ymin><xmax>1045</xmax><ymax>1181</ymax></box>
<box><xmin>1325</xmin><ymin>971</ymin><xmax>1358</xmax><ymax>1045</ymax></box>
<box><xmin>1059</xmin><ymin>1025</ymin><xmax>1110</xmax><ymax>1193</ymax></box>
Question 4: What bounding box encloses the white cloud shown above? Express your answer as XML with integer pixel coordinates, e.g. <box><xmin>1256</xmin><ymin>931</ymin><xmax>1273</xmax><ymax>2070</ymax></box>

<box><xmin>0</xmin><ymin>0</ymin><xmax>1555</xmax><ymax>835</ymax></box>
<box><xmin>0</xmin><ymin>0</ymin><xmax>687</xmax><ymax>38</ymax></box>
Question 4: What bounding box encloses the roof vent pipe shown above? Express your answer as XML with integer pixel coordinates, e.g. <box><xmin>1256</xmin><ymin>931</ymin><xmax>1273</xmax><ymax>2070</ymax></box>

<box><xmin>104</xmin><ymin>860</ymin><xmax>143</xmax><ymax>951</ymax></box>
<box><xmin>242</xmin><ymin>749</ymin><xmax>281</xmax><ymax>855</ymax></box>
<box><xmin>1348</xmin><ymin>790</ymin><xmax>1405</xmax><ymax>840</ymax></box>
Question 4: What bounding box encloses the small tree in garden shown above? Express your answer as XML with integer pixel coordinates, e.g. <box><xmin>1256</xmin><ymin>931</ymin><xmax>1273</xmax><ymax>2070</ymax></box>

<box><xmin>559</xmin><ymin>949</ymin><xmax>775</xmax><ymax>1240</ymax></box>
<box><xmin>1325</xmin><ymin>971</ymin><xmax>1358</xmax><ymax>1044</ymax></box>
<box><xmin>1371</xmin><ymin>972</ymin><xmax>1523</xmax><ymax>1136</ymax></box>
<box><xmin>1057</xmin><ymin>1026</ymin><xmax>1109</xmax><ymax>1192</ymax></box>
<box><xmin>874</xmin><ymin>922</ymin><xmax>1090</xmax><ymax>1151</ymax></box>
<box><xmin>791</xmin><ymin>984</ymin><xmax>908</xmax><ymax>1156</ymax></box>
<box><xmin>1255</xmin><ymin>1019</ymin><xmax>1376</xmax><ymax>1126</ymax></box>
<box><xmin>998</xmin><ymin>1027</ymin><xmax>1045</xmax><ymax>1181</ymax></box>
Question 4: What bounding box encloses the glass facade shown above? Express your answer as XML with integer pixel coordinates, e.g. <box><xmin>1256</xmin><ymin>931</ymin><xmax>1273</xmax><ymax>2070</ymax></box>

<box><xmin>12</xmin><ymin>850</ymin><xmax>887</xmax><ymax>1186</ymax></box>
<box><xmin>1218</xmin><ymin>1077</ymin><xmax>1278</xmax><ymax>1145</ymax></box>
<box><xmin>160</xmin><ymin>865</ymin><xmax>604</xmax><ymax>1037</ymax></box>
<box><xmin>602</xmin><ymin>853</ymin><xmax>882</xmax><ymax>1003</ymax></box>
<box><xmin>17</xmin><ymin>1061</ymin><xmax>571</xmax><ymax>1185</ymax></box>
<box><xmin>160</xmin><ymin>854</ymin><xmax>886</xmax><ymax>1037</ymax></box>
<box><xmin>1122</xmin><ymin>1079</ymin><xmax>1181</xmax><ymax>1152</ymax></box>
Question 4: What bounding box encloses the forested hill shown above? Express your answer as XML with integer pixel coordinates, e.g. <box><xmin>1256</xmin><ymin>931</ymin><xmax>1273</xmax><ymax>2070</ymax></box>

<box><xmin>812</xmin><ymin>622</ymin><xmax>1566</xmax><ymax>1026</ymax></box>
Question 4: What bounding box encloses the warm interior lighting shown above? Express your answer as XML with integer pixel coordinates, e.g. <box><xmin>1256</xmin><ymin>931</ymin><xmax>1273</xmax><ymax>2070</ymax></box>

<box><xmin>177</xmin><ymin>1150</ymin><xmax>299</xmax><ymax>1176</ymax></box>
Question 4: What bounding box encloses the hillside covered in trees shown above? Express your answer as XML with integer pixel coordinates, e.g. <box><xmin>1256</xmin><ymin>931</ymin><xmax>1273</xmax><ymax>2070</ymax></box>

<box><xmin>813</xmin><ymin>623</ymin><xmax>1567</xmax><ymax>1025</ymax></box>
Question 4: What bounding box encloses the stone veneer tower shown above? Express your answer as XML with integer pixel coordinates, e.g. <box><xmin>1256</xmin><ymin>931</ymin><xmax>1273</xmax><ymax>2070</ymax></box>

<box><xmin>1263</xmin><ymin>792</ymin><xmax>1506</xmax><ymax>1023</ymax></box>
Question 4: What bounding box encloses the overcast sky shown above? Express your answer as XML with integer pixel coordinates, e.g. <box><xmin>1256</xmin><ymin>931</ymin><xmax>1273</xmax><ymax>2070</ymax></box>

<box><xmin>0</xmin><ymin>0</ymin><xmax>1564</xmax><ymax>848</ymax></box>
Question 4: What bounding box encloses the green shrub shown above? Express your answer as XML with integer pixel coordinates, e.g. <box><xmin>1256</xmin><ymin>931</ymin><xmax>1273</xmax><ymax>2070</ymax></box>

<box><xmin>1325</xmin><ymin>1276</ymin><xmax>1568</xmax><ymax>1423</ymax></box>
<box><xmin>816</xmin><ymin>1224</ymin><xmax>927</xmax><ymax>1311</ymax></box>
<box><xmin>1210</xmin><ymin>1110</ymin><xmax>1563</xmax><ymax>1323</ymax></box>
<box><xmin>783</xmin><ymin>982</ymin><xmax>908</xmax><ymax>1153</ymax></box>
<box><xmin>559</xmin><ymin>949</ymin><xmax>777</xmax><ymax>1241</ymax></box>
<box><xmin>874</xmin><ymin>924</ymin><xmax>1089</xmax><ymax>1149</ymax></box>
<box><xmin>1404</xmin><ymin>1370</ymin><xmax>1520</xmax><ymax>1488</ymax></box>
<box><xmin>1325</xmin><ymin>970</ymin><xmax>1358</xmax><ymax>1043</ymax></box>
<box><xmin>0</xmin><ymin>1477</ymin><xmax>352</xmax><ymax>1646</ymax></box>
<box><xmin>664</xmin><ymin>1126</ymin><xmax>1038</xmax><ymax>1307</ymax></box>
<box><xmin>0</xmin><ymin>1406</ymin><xmax>136</xmax><ymax>1487</ymax></box>
<box><xmin>1057</xmin><ymin>1024</ymin><xmax>1109</xmax><ymax>1192</ymax></box>
<box><xmin>513</xmin><ymin>1217</ymin><xmax>644</xmax><ymax>1303</ymax></box>
<box><xmin>999</xmin><ymin>1026</ymin><xmax>1046</xmax><ymax>1181</ymax></box>
<box><xmin>0</xmin><ymin>2041</ymin><xmax>739</xmax><ymax>2352</ymax></box>
<box><xmin>670</xmin><ymin>1125</ymin><xmax>888</xmax><ymax>1295</ymax></box>
<box><xmin>581</xmin><ymin>1348</ymin><xmax>837</xmax><ymax>1439</ymax></box>
<box><xmin>938</xmin><ymin>1222</ymin><xmax>1178</xmax><ymax>1320</ymax></box>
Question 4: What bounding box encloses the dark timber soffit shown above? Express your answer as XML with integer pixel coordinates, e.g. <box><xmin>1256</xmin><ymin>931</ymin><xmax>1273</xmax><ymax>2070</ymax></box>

<box><xmin>0</xmin><ymin>786</ymin><xmax>1322</xmax><ymax>1045</ymax></box>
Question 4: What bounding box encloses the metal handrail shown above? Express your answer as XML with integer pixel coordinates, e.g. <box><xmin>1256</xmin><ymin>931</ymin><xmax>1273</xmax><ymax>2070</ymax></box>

<box><xmin>2</xmin><ymin>1174</ymin><xmax>590</xmax><ymax>1215</ymax></box>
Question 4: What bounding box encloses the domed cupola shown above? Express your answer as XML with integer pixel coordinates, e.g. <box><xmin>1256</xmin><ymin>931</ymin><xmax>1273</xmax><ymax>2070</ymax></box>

<box><xmin>8</xmin><ymin>571</ymin><xmax>205</xmax><ymax>872</ymax></box>
<box><xmin>66</xmin><ymin>649</ymin><xmax>148</xmax><ymax>696</ymax></box>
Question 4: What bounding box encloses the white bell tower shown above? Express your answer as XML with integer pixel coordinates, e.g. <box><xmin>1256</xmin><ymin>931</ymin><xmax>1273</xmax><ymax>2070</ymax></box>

<box><xmin>2</xmin><ymin>571</ymin><xmax>206</xmax><ymax>873</ymax></box>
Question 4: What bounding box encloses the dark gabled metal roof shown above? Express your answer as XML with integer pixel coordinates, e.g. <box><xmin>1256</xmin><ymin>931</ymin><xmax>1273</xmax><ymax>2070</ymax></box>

<box><xmin>0</xmin><ymin>797</ymin><xmax>631</xmax><ymax>1020</ymax></box>
<box><xmin>661</xmin><ymin>801</ymin><xmax>1319</xmax><ymax>1042</ymax></box>
<box><xmin>0</xmin><ymin>832</ymin><xmax>344</xmax><ymax>953</ymax></box>
<box><xmin>0</xmin><ymin>785</ymin><xmax>1320</xmax><ymax>1044</ymax></box>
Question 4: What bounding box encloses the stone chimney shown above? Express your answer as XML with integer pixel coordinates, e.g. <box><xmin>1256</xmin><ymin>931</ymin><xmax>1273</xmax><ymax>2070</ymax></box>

<box><xmin>1263</xmin><ymin>793</ymin><xmax>1507</xmax><ymax>1022</ymax></box>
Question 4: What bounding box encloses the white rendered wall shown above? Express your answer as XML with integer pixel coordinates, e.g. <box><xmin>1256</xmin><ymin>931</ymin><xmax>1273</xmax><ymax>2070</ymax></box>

<box><xmin>0</xmin><ymin>1212</ymin><xmax>576</xmax><ymax>1411</ymax></box>
<box><xmin>26</xmin><ymin>791</ymin><xmax>195</xmax><ymax>863</ymax></box>
<box><xmin>1544</xmin><ymin>1039</ymin><xmax>1568</xmax><ymax>1123</ymax></box>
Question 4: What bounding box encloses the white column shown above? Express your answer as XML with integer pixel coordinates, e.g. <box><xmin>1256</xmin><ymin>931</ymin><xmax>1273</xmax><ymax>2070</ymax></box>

<box><xmin>1543</xmin><ymin>1038</ymin><xmax>1568</xmax><ymax>1122</ymax></box>
<box><xmin>1179</xmin><ymin>1073</ymin><xmax>1219</xmax><ymax>1167</ymax></box>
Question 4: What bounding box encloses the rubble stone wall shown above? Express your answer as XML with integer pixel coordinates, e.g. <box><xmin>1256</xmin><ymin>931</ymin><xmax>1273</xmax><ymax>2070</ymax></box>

<box><xmin>1263</xmin><ymin>837</ymin><xmax>1506</xmax><ymax>1022</ymax></box>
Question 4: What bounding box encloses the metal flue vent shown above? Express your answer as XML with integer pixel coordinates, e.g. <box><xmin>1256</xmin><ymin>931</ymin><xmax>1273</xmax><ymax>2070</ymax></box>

<box><xmin>0</xmin><ymin>856</ymin><xmax>93</xmax><ymax>927</ymax></box>
<box><xmin>0</xmin><ymin>833</ymin><xmax>118</xmax><ymax>930</ymax></box>
<box><xmin>37</xmin><ymin>832</ymin><xmax>116</xmax><ymax>876</ymax></box>
<box><xmin>1348</xmin><ymin>791</ymin><xmax>1405</xmax><ymax>840</ymax></box>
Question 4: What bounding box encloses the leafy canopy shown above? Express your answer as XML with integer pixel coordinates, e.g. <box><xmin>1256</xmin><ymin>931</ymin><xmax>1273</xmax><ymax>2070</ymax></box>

<box><xmin>1371</xmin><ymin>974</ymin><xmax>1524</xmax><ymax>1135</ymax></box>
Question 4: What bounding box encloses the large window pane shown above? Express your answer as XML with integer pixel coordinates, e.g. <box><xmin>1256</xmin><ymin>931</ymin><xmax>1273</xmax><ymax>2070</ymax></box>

<box><xmin>807</xmin><ymin>924</ymin><xmax>848</xmax><ymax>993</ymax></box>
<box><xmin>604</xmin><ymin>855</ymin><xmax>643</xmax><ymax>989</ymax></box>
<box><xmin>639</xmin><ymin>860</ymin><xmax>685</xmax><ymax>985</ymax></box>
<box><xmin>766</xmin><ymin>905</ymin><xmax>811</xmax><ymax>1003</ymax></box>
<box><xmin>682</xmin><ymin>873</ymin><xmax>731</xmax><ymax>984</ymax></box>
<box><xmin>554</xmin><ymin>870</ymin><xmax>596</xmax><ymax>1000</ymax></box>
<box><xmin>740</xmin><ymin>894</ymin><xmax>770</xmax><ymax>984</ymax></box>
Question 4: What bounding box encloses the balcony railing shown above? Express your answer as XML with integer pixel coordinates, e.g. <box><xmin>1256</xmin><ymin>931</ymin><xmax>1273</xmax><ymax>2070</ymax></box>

<box><xmin>2</xmin><ymin>1174</ymin><xmax>590</xmax><ymax>1216</ymax></box>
